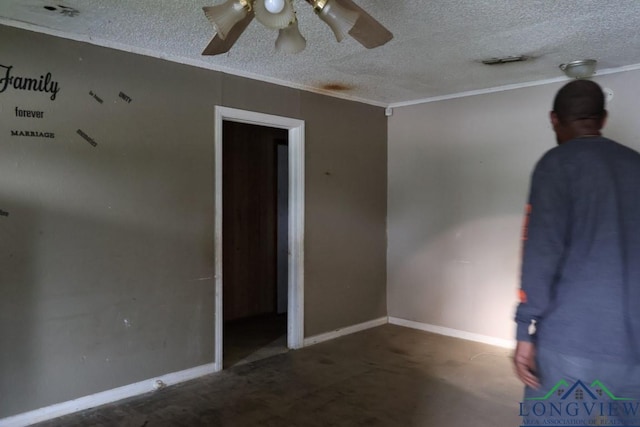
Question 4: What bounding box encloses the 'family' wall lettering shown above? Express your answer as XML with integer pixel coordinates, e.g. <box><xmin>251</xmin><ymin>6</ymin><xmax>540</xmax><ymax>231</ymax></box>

<box><xmin>0</xmin><ymin>64</ymin><xmax>60</xmax><ymax>100</ymax></box>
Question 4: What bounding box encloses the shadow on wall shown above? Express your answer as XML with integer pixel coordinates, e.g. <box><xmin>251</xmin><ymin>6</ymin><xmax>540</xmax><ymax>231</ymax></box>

<box><xmin>0</xmin><ymin>196</ymin><xmax>215</xmax><ymax>418</ymax></box>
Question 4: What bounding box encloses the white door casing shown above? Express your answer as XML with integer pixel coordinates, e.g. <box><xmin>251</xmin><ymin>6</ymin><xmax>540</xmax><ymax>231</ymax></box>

<box><xmin>214</xmin><ymin>106</ymin><xmax>305</xmax><ymax>371</ymax></box>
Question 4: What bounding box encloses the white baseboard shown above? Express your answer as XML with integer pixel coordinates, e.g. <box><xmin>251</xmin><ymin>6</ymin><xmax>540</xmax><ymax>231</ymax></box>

<box><xmin>303</xmin><ymin>317</ymin><xmax>388</xmax><ymax>347</ymax></box>
<box><xmin>0</xmin><ymin>363</ymin><xmax>217</xmax><ymax>427</ymax></box>
<box><xmin>388</xmin><ymin>317</ymin><xmax>516</xmax><ymax>349</ymax></box>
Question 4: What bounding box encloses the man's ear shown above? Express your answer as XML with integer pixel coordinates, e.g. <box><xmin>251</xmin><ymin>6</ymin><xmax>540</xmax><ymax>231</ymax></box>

<box><xmin>550</xmin><ymin>111</ymin><xmax>560</xmax><ymax>128</ymax></box>
<box><xmin>600</xmin><ymin>110</ymin><xmax>608</xmax><ymax>130</ymax></box>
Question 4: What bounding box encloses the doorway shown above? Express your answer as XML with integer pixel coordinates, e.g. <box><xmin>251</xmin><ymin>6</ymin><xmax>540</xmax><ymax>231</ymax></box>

<box><xmin>222</xmin><ymin>121</ymin><xmax>287</xmax><ymax>367</ymax></box>
<box><xmin>214</xmin><ymin>107</ymin><xmax>304</xmax><ymax>372</ymax></box>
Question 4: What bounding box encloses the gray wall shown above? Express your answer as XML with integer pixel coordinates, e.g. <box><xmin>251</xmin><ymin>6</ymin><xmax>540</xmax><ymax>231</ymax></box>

<box><xmin>301</xmin><ymin>93</ymin><xmax>388</xmax><ymax>334</ymax></box>
<box><xmin>0</xmin><ymin>25</ymin><xmax>387</xmax><ymax>417</ymax></box>
<box><xmin>387</xmin><ymin>69</ymin><xmax>640</xmax><ymax>343</ymax></box>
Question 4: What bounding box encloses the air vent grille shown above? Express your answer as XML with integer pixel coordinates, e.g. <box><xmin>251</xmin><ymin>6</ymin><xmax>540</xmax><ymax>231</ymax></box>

<box><xmin>42</xmin><ymin>5</ymin><xmax>80</xmax><ymax>17</ymax></box>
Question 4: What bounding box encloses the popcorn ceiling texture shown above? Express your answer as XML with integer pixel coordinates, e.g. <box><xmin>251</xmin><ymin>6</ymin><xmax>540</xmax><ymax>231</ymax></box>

<box><xmin>1</xmin><ymin>0</ymin><xmax>640</xmax><ymax>105</ymax></box>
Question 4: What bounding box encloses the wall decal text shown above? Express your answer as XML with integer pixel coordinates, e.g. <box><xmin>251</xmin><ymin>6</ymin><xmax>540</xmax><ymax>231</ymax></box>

<box><xmin>0</xmin><ymin>210</ymin><xmax>8</xmax><ymax>217</ymax></box>
<box><xmin>0</xmin><ymin>64</ymin><xmax>60</xmax><ymax>100</ymax></box>
<box><xmin>11</xmin><ymin>130</ymin><xmax>55</xmax><ymax>138</ymax></box>
<box><xmin>89</xmin><ymin>90</ymin><xmax>103</xmax><ymax>104</ymax></box>
<box><xmin>119</xmin><ymin>91</ymin><xmax>132</xmax><ymax>103</ymax></box>
<box><xmin>77</xmin><ymin>129</ymin><xmax>97</xmax><ymax>147</ymax></box>
<box><xmin>15</xmin><ymin>107</ymin><xmax>44</xmax><ymax>118</ymax></box>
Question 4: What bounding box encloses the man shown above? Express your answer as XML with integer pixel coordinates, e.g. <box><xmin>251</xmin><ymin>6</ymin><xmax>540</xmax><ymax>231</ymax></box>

<box><xmin>514</xmin><ymin>80</ymin><xmax>640</xmax><ymax>424</ymax></box>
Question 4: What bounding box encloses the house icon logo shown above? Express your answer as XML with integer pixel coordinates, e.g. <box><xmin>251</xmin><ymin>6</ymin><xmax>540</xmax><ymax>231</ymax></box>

<box><xmin>526</xmin><ymin>379</ymin><xmax>634</xmax><ymax>402</ymax></box>
<box><xmin>519</xmin><ymin>379</ymin><xmax>640</xmax><ymax>427</ymax></box>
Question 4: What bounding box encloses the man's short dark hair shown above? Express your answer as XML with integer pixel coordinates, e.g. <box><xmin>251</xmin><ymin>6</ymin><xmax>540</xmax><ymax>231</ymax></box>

<box><xmin>552</xmin><ymin>80</ymin><xmax>605</xmax><ymax>123</ymax></box>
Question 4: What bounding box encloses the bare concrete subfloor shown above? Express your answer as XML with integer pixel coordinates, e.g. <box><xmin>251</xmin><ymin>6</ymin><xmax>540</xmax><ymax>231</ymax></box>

<box><xmin>224</xmin><ymin>313</ymin><xmax>288</xmax><ymax>368</ymax></box>
<box><xmin>32</xmin><ymin>325</ymin><xmax>523</xmax><ymax>426</ymax></box>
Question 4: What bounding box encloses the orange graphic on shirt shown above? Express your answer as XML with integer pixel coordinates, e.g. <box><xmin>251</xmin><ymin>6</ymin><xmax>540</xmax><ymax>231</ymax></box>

<box><xmin>522</xmin><ymin>203</ymin><xmax>532</xmax><ymax>241</ymax></box>
<box><xmin>518</xmin><ymin>289</ymin><xmax>528</xmax><ymax>303</ymax></box>
<box><xmin>518</xmin><ymin>204</ymin><xmax>532</xmax><ymax>304</ymax></box>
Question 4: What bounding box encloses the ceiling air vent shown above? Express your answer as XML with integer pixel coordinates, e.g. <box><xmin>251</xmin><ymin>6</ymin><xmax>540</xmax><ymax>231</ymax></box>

<box><xmin>482</xmin><ymin>55</ymin><xmax>528</xmax><ymax>65</ymax></box>
<box><xmin>42</xmin><ymin>5</ymin><xmax>80</xmax><ymax>17</ymax></box>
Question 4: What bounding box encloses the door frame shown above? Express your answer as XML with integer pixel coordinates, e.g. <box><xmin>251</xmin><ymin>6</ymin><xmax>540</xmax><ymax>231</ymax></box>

<box><xmin>214</xmin><ymin>106</ymin><xmax>305</xmax><ymax>372</ymax></box>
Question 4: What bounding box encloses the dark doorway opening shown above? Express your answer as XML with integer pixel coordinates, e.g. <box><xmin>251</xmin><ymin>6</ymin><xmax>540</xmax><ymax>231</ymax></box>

<box><xmin>222</xmin><ymin>120</ymin><xmax>289</xmax><ymax>368</ymax></box>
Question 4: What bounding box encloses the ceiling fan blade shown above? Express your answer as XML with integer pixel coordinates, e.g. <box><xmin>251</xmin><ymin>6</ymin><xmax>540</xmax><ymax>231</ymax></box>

<box><xmin>202</xmin><ymin>13</ymin><xmax>254</xmax><ymax>56</ymax></box>
<box><xmin>336</xmin><ymin>0</ymin><xmax>393</xmax><ymax>49</ymax></box>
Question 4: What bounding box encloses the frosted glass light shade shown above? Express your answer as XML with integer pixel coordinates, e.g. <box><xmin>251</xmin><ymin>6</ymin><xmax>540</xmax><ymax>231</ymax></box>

<box><xmin>316</xmin><ymin>0</ymin><xmax>359</xmax><ymax>42</ymax></box>
<box><xmin>203</xmin><ymin>0</ymin><xmax>250</xmax><ymax>40</ymax></box>
<box><xmin>276</xmin><ymin>19</ymin><xmax>307</xmax><ymax>54</ymax></box>
<box><xmin>264</xmin><ymin>0</ymin><xmax>285</xmax><ymax>14</ymax></box>
<box><xmin>559</xmin><ymin>59</ymin><xmax>597</xmax><ymax>79</ymax></box>
<box><xmin>254</xmin><ymin>0</ymin><xmax>296</xmax><ymax>29</ymax></box>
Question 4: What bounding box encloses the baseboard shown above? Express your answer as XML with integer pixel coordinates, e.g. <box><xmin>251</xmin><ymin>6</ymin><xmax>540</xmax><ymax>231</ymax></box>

<box><xmin>0</xmin><ymin>363</ymin><xmax>217</xmax><ymax>427</ymax></box>
<box><xmin>303</xmin><ymin>317</ymin><xmax>388</xmax><ymax>347</ymax></box>
<box><xmin>388</xmin><ymin>317</ymin><xmax>516</xmax><ymax>349</ymax></box>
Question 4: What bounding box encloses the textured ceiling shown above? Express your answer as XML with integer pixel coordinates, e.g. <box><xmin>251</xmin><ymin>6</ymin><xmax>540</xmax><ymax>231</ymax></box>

<box><xmin>1</xmin><ymin>0</ymin><xmax>640</xmax><ymax>107</ymax></box>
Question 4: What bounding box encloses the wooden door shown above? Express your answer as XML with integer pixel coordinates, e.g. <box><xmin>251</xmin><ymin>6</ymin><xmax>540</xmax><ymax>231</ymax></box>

<box><xmin>222</xmin><ymin>121</ymin><xmax>287</xmax><ymax>321</ymax></box>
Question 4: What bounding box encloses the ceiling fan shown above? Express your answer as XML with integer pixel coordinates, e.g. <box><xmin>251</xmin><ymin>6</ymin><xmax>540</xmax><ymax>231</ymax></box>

<box><xmin>201</xmin><ymin>0</ymin><xmax>393</xmax><ymax>56</ymax></box>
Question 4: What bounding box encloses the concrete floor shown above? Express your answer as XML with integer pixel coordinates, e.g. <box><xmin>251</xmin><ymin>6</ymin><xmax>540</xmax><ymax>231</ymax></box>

<box><xmin>224</xmin><ymin>313</ymin><xmax>288</xmax><ymax>368</ymax></box>
<box><xmin>32</xmin><ymin>325</ymin><xmax>523</xmax><ymax>426</ymax></box>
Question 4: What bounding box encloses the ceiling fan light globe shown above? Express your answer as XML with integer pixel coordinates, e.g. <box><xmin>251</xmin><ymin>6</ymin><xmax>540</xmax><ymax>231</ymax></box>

<box><xmin>276</xmin><ymin>19</ymin><xmax>307</xmax><ymax>54</ymax></box>
<box><xmin>559</xmin><ymin>59</ymin><xmax>597</xmax><ymax>79</ymax></box>
<box><xmin>203</xmin><ymin>0</ymin><xmax>250</xmax><ymax>40</ymax></box>
<box><xmin>254</xmin><ymin>0</ymin><xmax>296</xmax><ymax>29</ymax></box>
<box><xmin>264</xmin><ymin>0</ymin><xmax>285</xmax><ymax>14</ymax></box>
<box><xmin>316</xmin><ymin>0</ymin><xmax>359</xmax><ymax>42</ymax></box>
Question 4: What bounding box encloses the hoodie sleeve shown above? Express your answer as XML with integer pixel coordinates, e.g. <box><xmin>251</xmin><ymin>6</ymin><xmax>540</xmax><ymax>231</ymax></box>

<box><xmin>515</xmin><ymin>153</ymin><xmax>570</xmax><ymax>342</ymax></box>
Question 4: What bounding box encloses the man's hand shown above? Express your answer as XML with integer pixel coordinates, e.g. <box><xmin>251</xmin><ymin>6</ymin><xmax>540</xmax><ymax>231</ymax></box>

<box><xmin>513</xmin><ymin>341</ymin><xmax>540</xmax><ymax>389</ymax></box>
